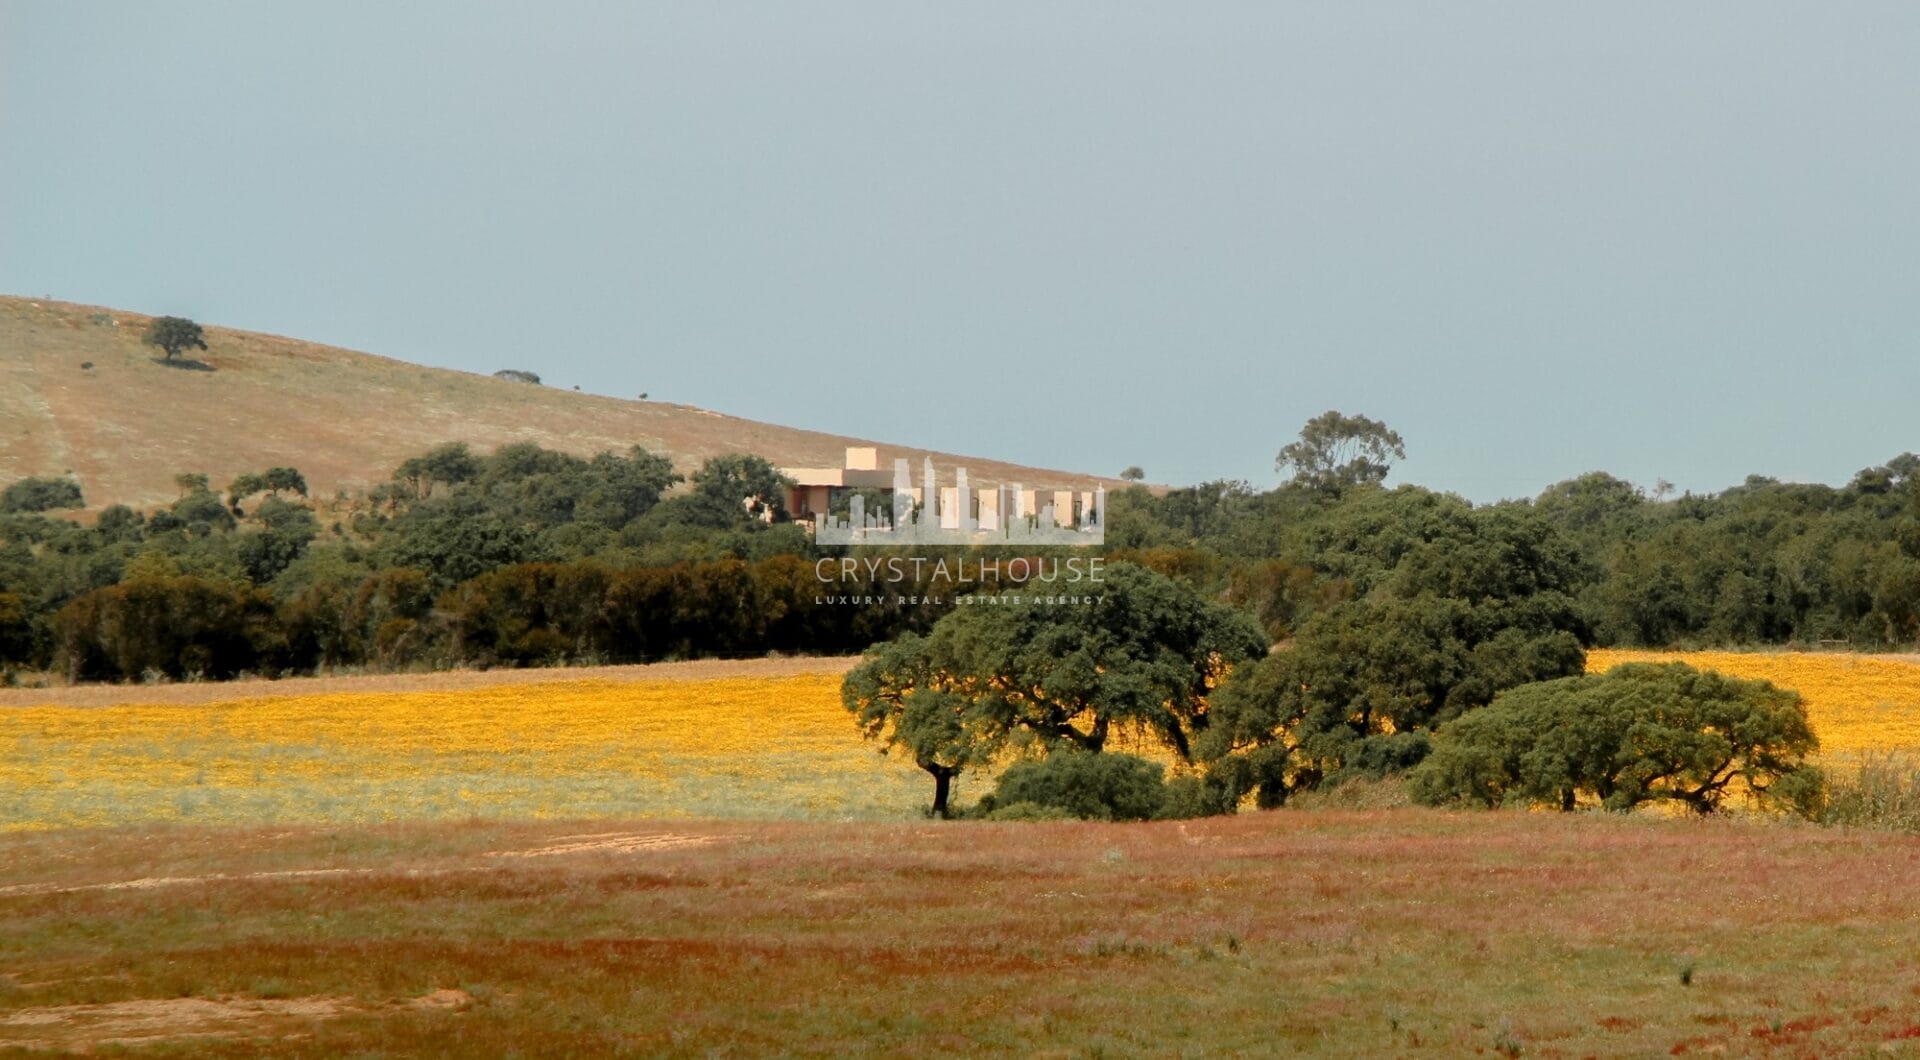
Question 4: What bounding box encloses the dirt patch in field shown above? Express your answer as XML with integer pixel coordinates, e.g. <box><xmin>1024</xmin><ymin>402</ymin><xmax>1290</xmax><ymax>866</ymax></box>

<box><xmin>0</xmin><ymin>994</ymin><xmax>352</xmax><ymax>1050</ymax></box>
<box><xmin>0</xmin><ymin>867</ymin><xmax>429</xmax><ymax>900</ymax></box>
<box><xmin>486</xmin><ymin>831</ymin><xmax>724</xmax><ymax>858</ymax></box>
<box><xmin>0</xmin><ymin>988</ymin><xmax>475</xmax><ymax>1050</ymax></box>
<box><xmin>1</xmin><ymin>833</ymin><xmax>728</xmax><ymax>898</ymax></box>
<box><xmin>409</xmin><ymin>989</ymin><xmax>474</xmax><ymax>1010</ymax></box>
<box><xmin>0</xmin><ymin>654</ymin><xmax>860</xmax><ymax>708</ymax></box>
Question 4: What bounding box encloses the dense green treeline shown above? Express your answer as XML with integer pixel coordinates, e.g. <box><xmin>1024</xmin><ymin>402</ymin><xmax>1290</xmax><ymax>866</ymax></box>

<box><xmin>0</xmin><ymin>442</ymin><xmax>1045</xmax><ymax>681</ymax></box>
<box><xmin>2</xmin><ymin>438</ymin><xmax>1918</xmax><ymax>684</ymax></box>
<box><xmin>1104</xmin><ymin>457</ymin><xmax>1920</xmax><ymax>650</ymax></box>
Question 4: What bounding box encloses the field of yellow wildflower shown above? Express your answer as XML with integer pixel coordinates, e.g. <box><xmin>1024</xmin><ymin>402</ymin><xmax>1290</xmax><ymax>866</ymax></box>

<box><xmin>1587</xmin><ymin>649</ymin><xmax>1920</xmax><ymax>758</ymax></box>
<box><xmin>11</xmin><ymin>650</ymin><xmax>1919</xmax><ymax>832</ymax></box>
<box><xmin>0</xmin><ymin>673</ymin><xmax>928</xmax><ymax>831</ymax></box>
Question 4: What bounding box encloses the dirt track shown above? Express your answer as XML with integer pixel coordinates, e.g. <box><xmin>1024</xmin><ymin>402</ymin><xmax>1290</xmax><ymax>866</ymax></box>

<box><xmin>0</xmin><ymin>654</ymin><xmax>861</xmax><ymax>708</ymax></box>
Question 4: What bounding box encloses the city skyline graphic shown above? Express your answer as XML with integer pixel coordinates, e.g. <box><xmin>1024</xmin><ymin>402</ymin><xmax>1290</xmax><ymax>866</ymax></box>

<box><xmin>814</xmin><ymin>457</ymin><xmax>1104</xmax><ymax>546</ymax></box>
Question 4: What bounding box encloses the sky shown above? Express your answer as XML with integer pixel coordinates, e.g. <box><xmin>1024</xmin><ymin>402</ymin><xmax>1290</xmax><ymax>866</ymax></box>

<box><xmin>4</xmin><ymin>4</ymin><xmax>1918</xmax><ymax>503</ymax></box>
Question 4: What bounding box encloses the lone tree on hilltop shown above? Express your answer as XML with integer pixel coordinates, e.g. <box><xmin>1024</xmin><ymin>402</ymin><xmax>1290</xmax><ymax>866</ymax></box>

<box><xmin>1276</xmin><ymin>410</ymin><xmax>1405</xmax><ymax>493</ymax></box>
<box><xmin>143</xmin><ymin>316</ymin><xmax>207</xmax><ymax>362</ymax></box>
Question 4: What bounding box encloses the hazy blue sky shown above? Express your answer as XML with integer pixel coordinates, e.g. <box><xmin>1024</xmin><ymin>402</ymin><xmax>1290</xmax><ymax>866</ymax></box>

<box><xmin>5</xmin><ymin>4</ymin><xmax>1917</xmax><ymax>501</ymax></box>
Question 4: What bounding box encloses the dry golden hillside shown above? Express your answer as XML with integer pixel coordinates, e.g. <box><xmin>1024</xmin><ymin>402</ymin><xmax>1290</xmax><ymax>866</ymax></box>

<box><xmin>0</xmin><ymin>295</ymin><xmax>1113</xmax><ymax>510</ymax></box>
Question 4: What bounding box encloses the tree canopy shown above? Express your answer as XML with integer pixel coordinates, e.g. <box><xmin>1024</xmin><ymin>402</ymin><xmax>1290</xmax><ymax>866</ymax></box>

<box><xmin>1408</xmin><ymin>662</ymin><xmax>1822</xmax><ymax>815</ymax></box>
<box><xmin>0</xmin><ymin>477</ymin><xmax>84</xmax><ymax>514</ymax></box>
<box><xmin>842</xmin><ymin>561</ymin><xmax>1267</xmax><ymax>816</ymax></box>
<box><xmin>1197</xmin><ymin>498</ymin><xmax>1590</xmax><ymax>807</ymax></box>
<box><xmin>228</xmin><ymin>467</ymin><xmax>308</xmax><ymax>512</ymax></box>
<box><xmin>841</xmin><ymin>633</ymin><xmax>987</xmax><ymax>818</ymax></box>
<box><xmin>1276</xmin><ymin>410</ymin><xmax>1406</xmax><ymax>493</ymax></box>
<box><xmin>650</xmin><ymin>454</ymin><xmax>792</xmax><ymax>529</ymax></box>
<box><xmin>142</xmin><ymin>316</ymin><xmax>207</xmax><ymax>361</ymax></box>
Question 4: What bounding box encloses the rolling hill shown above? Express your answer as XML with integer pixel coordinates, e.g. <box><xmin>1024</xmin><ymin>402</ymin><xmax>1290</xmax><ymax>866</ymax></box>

<box><xmin>0</xmin><ymin>295</ymin><xmax>1114</xmax><ymax>511</ymax></box>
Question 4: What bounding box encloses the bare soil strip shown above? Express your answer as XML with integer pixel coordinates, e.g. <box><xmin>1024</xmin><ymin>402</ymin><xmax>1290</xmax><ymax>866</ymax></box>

<box><xmin>0</xmin><ymin>832</ymin><xmax>720</xmax><ymax>897</ymax></box>
<box><xmin>485</xmin><ymin>831</ymin><xmax>723</xmax><ymax>858</ymax></box>
<box><xmin>0</xmin><ymin>867</ymin><xmax>369</xmax><ymax>899</ymax></box>
<box><xmin>0</xmin><ymin>990</ymin><xmax>472</xmax><ymax>1050</ymax></box>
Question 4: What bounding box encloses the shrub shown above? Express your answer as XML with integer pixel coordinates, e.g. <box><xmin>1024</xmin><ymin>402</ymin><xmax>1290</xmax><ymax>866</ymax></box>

<box><xmin>1285</xmin><ymin>774</ymin><xmax>1415</xmax><ymax>811</ymax></box>
<box><xmin>0</xmin><ymin>476</ymin><xmax>84</xmax><ymax>513</ymax></box>
<box><xmin>983</xmin><ymin>752</ymin><xmax>1167</xmax><ymax>822</ymax></box>
<box><xmin>1153</xmin><ymin>774</ymin><xmax>1238</xmax><ymax>819</ymax></box>
<box><xmin>982</xmin><ymin>801</ymin><xmax>1075</xmax><ymax>822</ymax></box>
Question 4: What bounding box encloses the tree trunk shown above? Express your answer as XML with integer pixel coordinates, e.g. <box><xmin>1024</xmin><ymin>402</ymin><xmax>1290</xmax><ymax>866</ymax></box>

<box><xmin>932</xmin><ymin>770</ymin><xmax>952</xmax><ymax>818</ymax></box>
<box><xmin>922</xmin><ymin>762</ymin><xmax>957</xmax><ymax>819</ymax></box>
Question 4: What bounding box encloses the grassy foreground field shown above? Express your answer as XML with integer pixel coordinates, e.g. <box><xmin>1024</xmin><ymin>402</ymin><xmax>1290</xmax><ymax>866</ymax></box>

<box><xmin>5</xmin><ymin>810</ymin><xmax>1920</xmax><ymax>1056</ymax></box>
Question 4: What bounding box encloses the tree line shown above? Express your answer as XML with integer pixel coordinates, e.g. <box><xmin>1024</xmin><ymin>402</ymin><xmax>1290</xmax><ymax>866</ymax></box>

<box><xmin>3</xmin><ymin>426</ymin><xmax>1918</xmax><ymax>687</ymax></box>
<box><xmin>0</xmin><ymin>441</ymin><xmax>1072</xmax><ymax>680</ymax></box>
<box><xmin>1106</xmin><ymin>456</ymin><xmax>1920</xmax><ymax>652</ymax></box>
<box><xmin>50</xmin><ymin>556</ymin><xmax>958</xmax><ymax>683</ymax></box>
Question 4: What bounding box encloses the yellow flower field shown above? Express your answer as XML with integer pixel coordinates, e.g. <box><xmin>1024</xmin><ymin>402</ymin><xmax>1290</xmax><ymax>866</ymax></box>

<box><xmin>11</xmin><ymin>650</ymin><xmax>1920</xmax><ymax>831</ymax></box>
<box><xmin>0</xmin><ymin>674</ymin><xmax>926</xmax><ymax>831</ymax></box>
<box><xmin>1587</xmin><ymin>649</ymin><xmax>1920</xmax><ymax>758</ymax></box>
